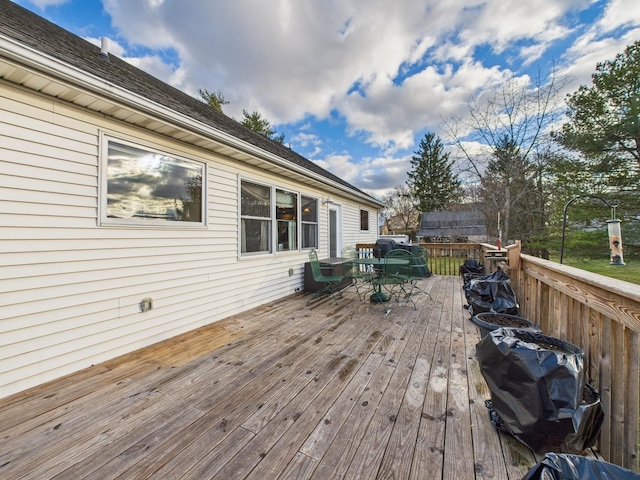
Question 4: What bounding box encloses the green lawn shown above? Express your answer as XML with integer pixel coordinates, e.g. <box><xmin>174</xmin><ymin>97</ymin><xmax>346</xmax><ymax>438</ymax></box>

<box><xmin>427</xmin><ymin>256</ymin><xmax>467</xmax><ymax>276</ymax></box>
<box><xmin>426</xmin><ymin>251</ymin><xmax>639</xmax><ymax>285</ymax></box>
<box><xmin>428</xmin><ymin>255</ymin><xmax>639</xmax><ymax>285</ymax></box>
<box><xmin>552</xmin><ymin>257</ymin><xmax>640</xmax><ymax>285</ymax></box>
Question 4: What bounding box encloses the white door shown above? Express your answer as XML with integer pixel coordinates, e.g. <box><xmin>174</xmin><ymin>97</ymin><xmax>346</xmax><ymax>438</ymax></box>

<box><xmin>328</xmin><ymin>204</ymin><xmax>342</xmax><ymax>258</ymax></box>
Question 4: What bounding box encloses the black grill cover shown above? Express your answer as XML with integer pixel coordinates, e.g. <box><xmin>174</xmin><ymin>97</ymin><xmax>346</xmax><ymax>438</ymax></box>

<box><xmin>373</xmin><ymin>239</ymin><xmax>397</xmax><ymax>258</ymax></box>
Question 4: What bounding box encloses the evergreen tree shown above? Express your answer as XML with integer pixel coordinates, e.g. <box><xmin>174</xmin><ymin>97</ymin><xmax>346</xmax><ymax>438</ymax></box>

<box><xmin>241</xmin><ymin>110</ymin><xmax>285</xmax><ymax>144</ymax></box>
<box><xmin>554</xmin><ymin>40</ymin><xmax>640</xmax><ymax>189</ymax></box>
<box><xmin>442</xmin><ymin>69</ymin><xmax>569</xmax><ymax>251</ymax></box>
<box><xmin>197</xmin><ymin>88</ymin><xmax>229</xmax><ymax>114</ymax></box>
<box><xmin>407</xmin><ymin>132</ymin><xmax>461</xmax><ymax>214</ymax></box>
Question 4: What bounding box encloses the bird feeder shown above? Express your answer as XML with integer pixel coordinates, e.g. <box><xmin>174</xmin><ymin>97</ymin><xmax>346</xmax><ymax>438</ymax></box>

<box><xmin>606</xmin><ymin>219</ymin><xmax>625</xmax><ymax>265</ymax></box>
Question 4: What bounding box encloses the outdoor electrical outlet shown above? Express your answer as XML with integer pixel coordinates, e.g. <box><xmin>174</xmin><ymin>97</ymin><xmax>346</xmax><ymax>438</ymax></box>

<box><xmin>140</xmin><ymin>297</ymin><xmax>153</xmax><ymax>312</ymax></box>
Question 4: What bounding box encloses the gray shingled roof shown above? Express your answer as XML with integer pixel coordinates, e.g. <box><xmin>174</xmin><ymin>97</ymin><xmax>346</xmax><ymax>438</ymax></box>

<box><xmin>0</xmin><ymin>0</ymin><xmax>376</xmax><ymax>202</ymax></box>
<box><xmin>417</xmin><ymin>210</ymin><xmax>487</xmax><ymax>238</ymax></box>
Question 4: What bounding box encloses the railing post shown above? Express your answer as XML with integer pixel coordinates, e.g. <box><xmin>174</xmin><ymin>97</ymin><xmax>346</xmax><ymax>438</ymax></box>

<box><xmin>506</xmin><ymin>240</ymin><xmax>521</xmax><ymax>270</ymax></box>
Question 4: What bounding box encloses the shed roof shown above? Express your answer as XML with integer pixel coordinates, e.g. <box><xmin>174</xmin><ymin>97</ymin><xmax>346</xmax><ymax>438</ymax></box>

<box><xmin>417</xmin><ymin>210</ymin><xmax>487</xmax><ymax>238</ymax></box>
<box><xmin>0</xmin><ymin>0</ymin><xmax>381</xmax><ymax>207</ymax></box>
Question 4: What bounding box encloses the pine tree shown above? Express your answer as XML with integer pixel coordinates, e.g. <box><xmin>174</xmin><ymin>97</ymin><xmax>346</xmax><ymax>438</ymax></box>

<box><xmin>241</xmin><ymin>110</ymin><xmax>285</xmax><ymax>144</ymax></box>
<box><xmin>554</xmin><ymin>40</ymin><xmax>640</xmax><ymax>189</ymax></box>
<box><xmin>197</xmin><ymin>88</ymin><xmax>229</xmax><ymax>114</ymax></box>
<box><xmin>407</xmin><ymin>132</ymin><xmax>461</xmax><ymax>213</ymax></box>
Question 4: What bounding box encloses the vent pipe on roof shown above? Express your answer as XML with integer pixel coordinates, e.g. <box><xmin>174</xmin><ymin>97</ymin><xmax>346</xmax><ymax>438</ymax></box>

<box><xmin>99</xmin><ymin>37</ymin><xmax>110</xmax><ymax>61</ymax></box>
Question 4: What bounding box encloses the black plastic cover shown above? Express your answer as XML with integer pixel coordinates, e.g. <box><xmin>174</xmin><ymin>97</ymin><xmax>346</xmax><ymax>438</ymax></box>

<box><xmin>460</xmin><ymin>259</ymin><xmax>485</xmax><ymax>286</ymax></box>
<box><xmin>476</xmin><ymin>328</ymin><xmax>604</xmax><ymax>453</ymax></box>
<box><xmin>373</xmin><ymin>239</ymin><xmax>397</xmax><ymax>258</ymax></box>
<box><xmin>464</xmin><ymin>268</ymin><xmax>519</xmax><ymax>315</ymax></box>
<box><xmin>523</xmin><ymin>453</ymin><xmax>640</xmax><ymax>479</ymax></box>
<box><xmin>459</xmin><ymin>258</ymin><xmax>484</xmax><ymax>275</ymax></box>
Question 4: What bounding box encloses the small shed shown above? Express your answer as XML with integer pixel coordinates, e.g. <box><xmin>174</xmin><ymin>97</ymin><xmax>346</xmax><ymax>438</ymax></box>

<box><xmin>417</xmin><ymin>210</ymin><xmax>488</xmax><ymax>243</ymax></box>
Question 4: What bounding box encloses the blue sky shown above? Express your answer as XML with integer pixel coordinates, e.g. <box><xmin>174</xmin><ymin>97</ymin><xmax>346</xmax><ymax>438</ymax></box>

<box><xmin>12</xmin><ymin>0</ymin><xmax>640</xmax><ymax>198</ymax></box>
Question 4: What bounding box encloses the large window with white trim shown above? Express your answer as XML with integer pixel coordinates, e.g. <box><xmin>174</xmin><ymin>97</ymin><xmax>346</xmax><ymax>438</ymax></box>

<box><xmin>102</xmin><ymin>137</ymin><xmax>205</xmax><ymax>226</ymax></box>
<box><xmin>241</xmin><ymin>180</ymin><xmax>272</xmax><ymax>254</ymax></box>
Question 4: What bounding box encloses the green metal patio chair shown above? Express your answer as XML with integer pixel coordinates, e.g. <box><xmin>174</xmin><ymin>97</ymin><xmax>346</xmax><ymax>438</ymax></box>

<box><xmin>368</xmin><ymin>248</ymin><xmax>413</xmax><ymax>314</ymax></box>
<box><xmin>408</xmin><ymin>246</ymin><xmax>433</xmax><ymax>301</ymax></box>
<box><xmin>383</xmin><ymin>249</ymin><xmax>417</xmax><ymax>310</ymax></box>
<box><xmin>341</xmin><ymin>246</ymin><xmax>373</xmax><ymax>300</ymax></box>
<box><xmin>307</xmin><ymin>249</ymin><xmax>345</xmax><ymax>305</ymax></box>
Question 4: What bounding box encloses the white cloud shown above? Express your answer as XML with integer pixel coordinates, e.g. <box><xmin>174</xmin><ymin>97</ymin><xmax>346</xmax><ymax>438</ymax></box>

<box><xmin>312</xmin><ymin>151</ymin><xmax>412</xmax><ymax>197</ymax></box>
<box><xmin>520</xmin><ymin>44</ymin><xmax>550</xmax><ymax>66</ymax></box>
<box><xmin>291</xmin><ymin>132</ymin><xmax>322</xmax><ymax>149</ymax></box>
<box><xmin>556</xmin><ymin>5</ymin><xmax>640</xmax><ymax>91</ymax></box>
<box><xmin>101</xmin><ymin>1</ymin><xmax>597</xmax><ymax>137</ymax></box>
<box><xmin>91</xmin><ymin>0</ymin><xmax>638</xmax><ymax>191</ymax></box>
<box><xmin>598</xmin><ymin>0</ymin><xmax>640</xmax><ymax>33</ymax></box>
<box><xmin>456</xmin><ymin>0</ymin><xmax>580</xmax><ymax>53</ymax></box>
<box><xmin>339</xmin><ymin>60</ymin><xmax>510</xmax><ymax>154</ymax></box>
<box><xmin>313</xmin><ymin>153</ymin><xmax>359</xmax><ymax>182</ymax></box>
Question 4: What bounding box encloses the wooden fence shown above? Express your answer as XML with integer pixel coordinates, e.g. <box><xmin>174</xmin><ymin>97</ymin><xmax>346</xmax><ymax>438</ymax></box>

<box><xmin>356</xmin><ymin>241</ymin><xmax>639</xmax><ymax>472</ymax></box>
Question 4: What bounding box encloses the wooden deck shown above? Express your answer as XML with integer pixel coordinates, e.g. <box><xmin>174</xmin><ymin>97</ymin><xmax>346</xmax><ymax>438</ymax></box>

<box><xmin>0</xmin><ymin>275</ymin><xmax>601</xmax><ymax>479</ymax></box>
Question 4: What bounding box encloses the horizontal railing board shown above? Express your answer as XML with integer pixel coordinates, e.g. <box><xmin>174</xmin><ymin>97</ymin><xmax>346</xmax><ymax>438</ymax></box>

<box><xmin>520</xmin><ymin>255</ymin><xmax>640</xmax><ymax>333</ymax></box>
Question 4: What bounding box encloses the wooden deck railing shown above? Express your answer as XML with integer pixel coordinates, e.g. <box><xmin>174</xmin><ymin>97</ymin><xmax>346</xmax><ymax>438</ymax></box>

<box><xmin>506</xmin><ymin>248</ymin><xmax>640</xmax><ymax>473</ymax></box>
<box><xmin>357</xmin><ymin>240</ymin><xmax>639</xmax><ymax>472</ymax></box>
<box><xmin>419</xmin><ymin>242</ymin><xmax>480</xmax><ymax>275</ymax></box>
<box><xmin>413</xmin><ymin>241</ymin><xmax>518</xmax><ymax>275</ymax></box>
<box><xmin>357</xmin><ymin>242</ymin><xmax>493</xmax><ymax>275</ymax></box>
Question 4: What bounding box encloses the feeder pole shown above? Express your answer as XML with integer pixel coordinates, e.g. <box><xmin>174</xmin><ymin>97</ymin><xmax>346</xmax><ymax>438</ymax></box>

<box><xmin>560</xmin><ymin>195</ymin><xmax>623</xmax><ymax>265</ymax></box>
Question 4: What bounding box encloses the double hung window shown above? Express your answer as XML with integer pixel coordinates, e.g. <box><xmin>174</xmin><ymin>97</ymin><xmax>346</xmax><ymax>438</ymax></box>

<box><xmin>240</xmin><ymin>179</ymin><xmax>319</xmax><ymax>256</ymax></box>
<box><xmin>241</xmin><ymin>180</ymin><xmax>272</xmax><ymax>254</ymax></box>
<box><xmin>276</xmin><ymin>189</ymin><xmax>297</xmax><ymax>251</ymax></box>
<box><xmin>360</xmin><ymin>209</ymin><xmax>369</xmax><ymax>231</ymax></box>
<box><xmin>301</xmin><ymin>196</ymin><xmax>318</xmax><ymax>249</ymax></box>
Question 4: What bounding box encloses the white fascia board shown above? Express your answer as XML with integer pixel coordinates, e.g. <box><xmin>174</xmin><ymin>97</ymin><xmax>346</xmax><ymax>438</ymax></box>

<box><xmin>0</xmin><ymin>34</ymin><xmax>383</xmax><ymax>208</ymax></box>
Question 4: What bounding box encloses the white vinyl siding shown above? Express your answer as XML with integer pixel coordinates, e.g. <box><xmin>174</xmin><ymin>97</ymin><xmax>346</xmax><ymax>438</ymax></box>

<box><xmin>341</xmin><ymin>202</ymin><xmax>379</xmax><ymax>247</ymax></box>
<box><xmin>0</xmin><ymin>81</ymin><xmax>380</xmax><ymax>399</ymax></box>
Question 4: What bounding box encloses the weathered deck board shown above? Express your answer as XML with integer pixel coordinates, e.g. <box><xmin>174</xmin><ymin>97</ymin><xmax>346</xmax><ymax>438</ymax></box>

<box><xmin>0</xmin><ymin>275</ymin><xmax>604</xmax><ymax>479</ymax></box>
<box><xmin>463</xmin><ymin>296</ymin><xmax>510</xmax><ymax>480</ymax></box>
<box><xmin>443</xmin><ymin>277</ymin><xmax>476</xmax><ymax>480</ymax></box>
<box><xmin>410</xmin><ymin>277</ymin><xmax>449</xmax><ymax>480</ymax></box>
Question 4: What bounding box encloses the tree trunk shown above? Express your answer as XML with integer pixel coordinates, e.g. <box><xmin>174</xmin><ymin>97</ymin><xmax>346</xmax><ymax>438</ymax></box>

<box><xmin>503</xmin><ymin>187</ymin><xmax>511</xmax><ymax>246</ymax></box>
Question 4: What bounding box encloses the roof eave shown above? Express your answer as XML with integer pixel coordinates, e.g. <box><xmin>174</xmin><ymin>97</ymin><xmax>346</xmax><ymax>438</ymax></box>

<box><xmin>0</xmin><ymin>34</ymin><xmax>384</xmax><ymax>208</ymax></box>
